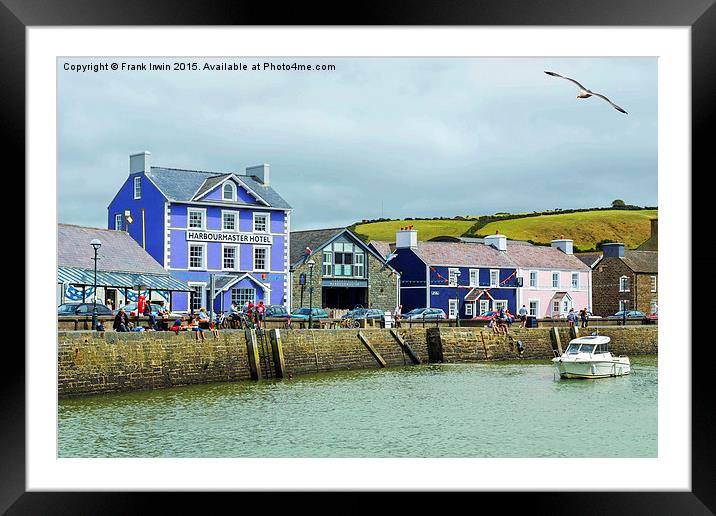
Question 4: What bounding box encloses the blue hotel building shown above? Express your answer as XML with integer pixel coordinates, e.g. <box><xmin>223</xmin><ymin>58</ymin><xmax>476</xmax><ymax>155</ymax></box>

<box><xmin>107</xmin><ymin>152</ymin><xmax>292</xmax><ymax>313</ymax></box>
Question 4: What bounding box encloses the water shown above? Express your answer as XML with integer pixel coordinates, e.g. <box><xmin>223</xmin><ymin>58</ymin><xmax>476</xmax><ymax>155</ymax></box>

<box><xmin>58</xmin><ymin>356</ymin><xmax>657</xmax><ymax>458</ymax></box>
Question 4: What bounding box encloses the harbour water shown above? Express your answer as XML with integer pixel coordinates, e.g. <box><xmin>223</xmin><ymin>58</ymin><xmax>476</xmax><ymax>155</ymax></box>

<box><xmin>58</xmin><ymin>356</ymin><xmax>657</xmax><ymax>458</ymax></box>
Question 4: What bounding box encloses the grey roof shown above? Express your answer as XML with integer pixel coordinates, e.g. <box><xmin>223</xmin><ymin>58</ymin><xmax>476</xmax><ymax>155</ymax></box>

<box><xmin>58</xmin><ymin>224</ymin><xmax>172</xmax><ymax>275</ymax></box>
<box><xmin>431</xmin><ymin>236</ymin><xmax>534</xmax><ymax>246</ymax></box>
<box><xmin>575</xmin><ymin>252</ymin><xmax>603</xmax><ymax>268</ymax></box>
<box><xmin>621</xmin><ymin>251</ymin><xmax>658</xmax><ymax>274</ymax></box>
<box><xmin>505</xmin><ymin>244</ymin><xmax>591</xmax><ymax>271</ymax></box>
<box><xmin>193</xmin><ymin>174</ymin><xmax>232</xmax><ymax>199</ymax></box>
<box><xmin>290</xmin><ymin>228</ymin><xmax>346</xmax><ymax>265</ymax></box>
<box><xmin>146</xmin><ymin>167</ymin><xmax>291</xmax><ymax>209</ymax></box>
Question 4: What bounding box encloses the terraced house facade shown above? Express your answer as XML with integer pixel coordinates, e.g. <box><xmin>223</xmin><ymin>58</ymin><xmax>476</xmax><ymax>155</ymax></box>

<box><xmin>107</xmin><ymin>152</ymin><xmax>291</xmax><ymax>313</ymax></box>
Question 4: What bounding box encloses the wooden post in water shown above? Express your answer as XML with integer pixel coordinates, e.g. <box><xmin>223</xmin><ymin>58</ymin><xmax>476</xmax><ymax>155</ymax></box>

<box><xmin>551</xmin><ymin>327</ymin><xmax>563</xmax><ymax>356</ymax></box>
<box><xmin>245</xmin><ymin>328</ymin><xmax>262</xmax><ymax>380</ymax></box>
<box><xmin>269</xmin><ymin>328</ymin><xmax>287</xmax><ymax>378</ymax></box>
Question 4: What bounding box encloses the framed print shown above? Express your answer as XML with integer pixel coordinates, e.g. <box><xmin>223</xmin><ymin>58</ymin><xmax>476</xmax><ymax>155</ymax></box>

<box><xmin>4</xmin><ymin>0</ymin><xmax>714</xmax><ymax>512</ymax></box>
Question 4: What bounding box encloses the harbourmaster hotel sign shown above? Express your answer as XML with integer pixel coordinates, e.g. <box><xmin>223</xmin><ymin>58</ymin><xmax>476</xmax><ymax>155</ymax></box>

<box><xmin>186</xmin><ymin>230</ymin><xmax>273</xmax><ymax>244</ymax></box>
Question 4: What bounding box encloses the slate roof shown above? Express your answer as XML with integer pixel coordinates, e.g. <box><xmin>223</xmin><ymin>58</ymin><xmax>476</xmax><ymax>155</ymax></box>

<box><xmin>193</xmin><ymin>174</ymin><xmax>232</xmax><ymax>199</ymax></box>
<box><xmin>575</xmin><ymin>252</ymin><xmax>603</xmax><ymax>268</ymax></box>
<box><xmin>413</xmin><ymin>241</ymin><xmax>516</xmax><ymax>267</ymax></box>
<box><xmin>58</xmin><ymin>224</ymin><xmax>170</xmax><ymax>275</ymax></box>
<box><xmin>505</xmin><ymin>244</ymin><xmax>591</xmax><ymax>271</ymax></box>
<box><xmin>368</xmin><ymin>241</ymin><xmax>395</xmax><ymax>259</ymax></box>
<box><xmin>430</xmin><ymin>236</ymin><xmax>534</xmax><ymax>246</ymax></box>
<box><xmin>368</xmin><ymin>239</ymin><xmax>589</xmax><ymax>270</ymax></box>
<box><xmin>146</xmin><ymin>167</ymin><xmax>291</xmax><ymax>209</ymax></box>
<box><xmin>290</xmin><ymin>228</ymin><xmax>346</xmax><ymax>265</ymax></box>
<box><xmin>621</xmin><ymin>251</ymin><xmax>658</xmax><ymax>273</ymax></box>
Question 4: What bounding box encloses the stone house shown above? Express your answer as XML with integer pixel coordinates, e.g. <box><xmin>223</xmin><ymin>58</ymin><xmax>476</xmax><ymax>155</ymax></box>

<box><xmin>289</xmin><ymin>228</ymin><xmax>400</xmax><ymax>313</ymax></box>
<box><xmin>590</xmin><ymin>243</ymin><xmax>658</xmax><ymax>317</ymax></box>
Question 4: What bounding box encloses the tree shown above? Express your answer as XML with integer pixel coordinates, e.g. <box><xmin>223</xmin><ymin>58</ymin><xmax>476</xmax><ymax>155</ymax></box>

<box><xmin>611</xmin><ymin>199</ymin><xmax>626</xmax><ymax>207</ymax></box>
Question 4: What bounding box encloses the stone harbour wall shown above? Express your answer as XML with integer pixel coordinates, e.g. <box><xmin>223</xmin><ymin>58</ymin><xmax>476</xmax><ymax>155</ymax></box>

<box><xmin>58</xmin><ymin>325</ymin><xmax>656</xmax><ymax>397</ymax></box>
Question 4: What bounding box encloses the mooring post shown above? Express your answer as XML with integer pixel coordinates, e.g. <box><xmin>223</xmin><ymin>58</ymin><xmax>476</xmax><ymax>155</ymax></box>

<box><xmin>269</xmin><ymin>328</ymin><xmax>287</xmax><ymax>378</ymax></box>
<box><xmin>245</xmin><ymin>328</ymin><xmax>262</xmax><ymax>380</ymax></box>
<box><xmin>551</xmin><ymin>327</ymin><xmax>563</xmax><ymax>356</ymax></box>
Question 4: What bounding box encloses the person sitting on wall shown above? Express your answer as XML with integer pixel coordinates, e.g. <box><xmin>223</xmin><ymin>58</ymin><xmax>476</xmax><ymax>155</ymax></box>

<box><xmin>169</xmin><ymin>318</ymin><xmax>183</xmax><ymax>334</ymax></box>
<box><xmin>144</xmin><ymin>301</ymin><xmax>158</xmax><ymax>330</ymax></box>
<box><xmin>490</xmin><ymin>312</ymin><xmax>500</xmax><ymax>335</ymax></box>
<box><xmin>190</xmin><ymin>315</ymin><xmax>205</xmax><ymax>341</ymax></box>
<box><xmin>198</xmin><ymin>307</ymin><xmax>211</xmax><ymax>333</ymax></box>
<box><xmin>113</xmin><ymin>308</ymin><xmax>129</xmax><ymax>332</ymax></box>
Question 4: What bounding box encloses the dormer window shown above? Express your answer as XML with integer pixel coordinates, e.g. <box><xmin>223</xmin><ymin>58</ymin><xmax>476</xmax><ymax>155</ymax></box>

<box><xmin>222</xmin><ymin>182</ymin><xmax>236</xmax><ymax>201</ymax></box>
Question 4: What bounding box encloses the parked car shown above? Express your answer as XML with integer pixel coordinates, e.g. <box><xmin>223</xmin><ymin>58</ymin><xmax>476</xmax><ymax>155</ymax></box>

<box><xmin>265</xmin><ymin>305</ymin><xmax>291</xmax><ymax>318</ymax></box>
<box><xmin>402</xmin><ymin>308</ymin><xmax>447</xmax><ymax>320</ymax></box>
<box><xmin>607</xmin><ymin>310</ymin><xmax>647</xmax><ymax>319</ymax></box>
<box><xmin>58</xmin><ymin>303</ymin><xmax>113</xmax><ymax>316</ymax></box>
<box><xmin>645</xmin><ymin>310</ymin><xmax>658</xmax><ymax>324</ymax></box>
<box><xmin>473</xmin><ymin>310</ymin><xmax>500</xmax><ymax>321</ymax></box>
<box><xmin>342</xmin><ymin>308</ymin><xmax>384</xmax><ymax>320</ymax></box>
<box><xmin>290</xmin><ymin>307</ymin><xmax>330</xmax><ymax>319</ymax></box>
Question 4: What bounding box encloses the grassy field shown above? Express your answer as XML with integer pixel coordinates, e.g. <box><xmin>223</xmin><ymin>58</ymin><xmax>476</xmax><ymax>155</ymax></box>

<box><xmin>353</xmin><ymin>219</ymin><xmax>476</xmax><ymax>241</ymax></box>
<box><xmin>476</xmin><ymin>209</ymin><xmax>657</xmax><ymax>250</ymax></box>
<box><xmin>353</xmin><ymin>209</ymin><xmax>657</xmax><ymax>250</ymax></box>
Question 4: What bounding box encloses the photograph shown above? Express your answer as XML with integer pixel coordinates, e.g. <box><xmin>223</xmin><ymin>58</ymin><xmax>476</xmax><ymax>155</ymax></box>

<box><xmin>55</xmin><ymin>56</ymin><xmax>658</xmax><ymax>459</ymax></box>
<box><xmin>8</xmin><ymin>14</ymin><xmax>709</xmax><ymax>511</ymax></box>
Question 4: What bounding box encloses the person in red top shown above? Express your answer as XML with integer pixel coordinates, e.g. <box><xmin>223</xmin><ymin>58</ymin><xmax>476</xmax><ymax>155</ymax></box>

<box><xmin>247</xmin><ymin>301</ymin><xmax>255</xmax><ymax>326</ymax></box>
<box><xmin>256</xmin><ymin>300</ymin><xmax>266</xmax><ymax>328</ymax></box>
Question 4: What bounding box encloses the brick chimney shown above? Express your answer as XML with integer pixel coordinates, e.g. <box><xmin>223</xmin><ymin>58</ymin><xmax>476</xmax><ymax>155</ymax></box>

<box><xmin>650</xmin><ymin>218</ymin><xmax>658</xmax><ymax>239</ymax></box>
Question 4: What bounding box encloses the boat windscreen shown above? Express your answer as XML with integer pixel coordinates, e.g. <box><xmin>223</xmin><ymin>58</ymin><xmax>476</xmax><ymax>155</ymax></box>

<box><xmin>579</xmin><ymin>344</ymin><xmax>596</xmax><ymax>353</ymax></box>
<box><xmin>566</xmin><ymin>343</ymin><xmax>580</xmax><ymax>354</ymax></box>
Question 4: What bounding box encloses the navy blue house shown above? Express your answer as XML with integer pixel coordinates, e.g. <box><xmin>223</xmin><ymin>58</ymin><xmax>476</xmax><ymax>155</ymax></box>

<box><xmin>369</xmin><ymin>229</ymin><xmax>519</xmax><ymax>319</ymax></box>
<box><xmin>107</xmin><ymin>151</ymin><xmax>292</xmax><ymax>313</ymax></box>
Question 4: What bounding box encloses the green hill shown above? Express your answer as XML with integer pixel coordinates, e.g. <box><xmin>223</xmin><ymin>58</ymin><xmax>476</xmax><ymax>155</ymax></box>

<box><xmin>352</xmin><ymin>209</ymin><xmax>657</xmax><ymax>251</ymax></box>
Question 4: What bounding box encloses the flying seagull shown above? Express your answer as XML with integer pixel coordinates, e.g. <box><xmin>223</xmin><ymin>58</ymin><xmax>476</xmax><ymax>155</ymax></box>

<box><xmin>544</xmin><ymin>71</ymin><xmax>628</xmax><ymax>114</ymax></box>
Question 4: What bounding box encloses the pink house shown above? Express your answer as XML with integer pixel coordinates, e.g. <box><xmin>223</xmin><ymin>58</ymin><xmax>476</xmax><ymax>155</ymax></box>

<box><xmin>503</xmin><ymin>237</ymin><xmax>592</xmax><ymax>318</ymax></box>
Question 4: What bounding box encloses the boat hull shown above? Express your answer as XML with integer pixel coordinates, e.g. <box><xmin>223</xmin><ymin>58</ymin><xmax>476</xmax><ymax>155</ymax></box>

<box><xmin>553</xmin><ymin>358</ymin><xmax>631</xmax><ymax>379</ymax></box>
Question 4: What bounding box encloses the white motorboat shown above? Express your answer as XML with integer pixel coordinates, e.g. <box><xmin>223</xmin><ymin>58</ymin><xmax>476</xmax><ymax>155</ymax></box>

<box><xmin>552</xmin><ymin>335</ymin><xmax>630</xmax><ymax>379</ymax></box>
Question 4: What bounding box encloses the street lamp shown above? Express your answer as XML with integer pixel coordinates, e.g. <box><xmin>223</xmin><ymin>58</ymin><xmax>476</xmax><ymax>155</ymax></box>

<box><xmin>307</xmin><ymin>259</ymin><xmax>316</xmax><ymax>329</ymax></box>
<box><xmin>454</xmin><ymin>270</ymin><xmax>461</xmax><ymax>327</ymax></box>
<box><xmin>90</xmin><ymin>239</ymin><xmax>102</xmax><ymax>331</ymax></box>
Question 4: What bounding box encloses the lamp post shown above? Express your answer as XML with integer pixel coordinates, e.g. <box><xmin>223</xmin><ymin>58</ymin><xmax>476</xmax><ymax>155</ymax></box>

<box><xmin>454</xmin><ymin>270</ymin><xmax>461</xmax><ymax>327</ymax></box>
<box><xmin>307</xmin><ymin>259</ymin><xmax>316</xmax><ymax>329</ymax></box>
<box><xmin>90</xmin><ymin>239</ymin><xmax>102</xmax><ymax>331</ymax></box>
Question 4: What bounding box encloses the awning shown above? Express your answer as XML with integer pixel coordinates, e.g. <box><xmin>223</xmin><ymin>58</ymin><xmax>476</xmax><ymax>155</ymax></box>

<box><xmin>464</xmin><ymin>288</ymin><xmax>493</xmax><ymax>302</ymax></box>
<box><xmin>57</xmin><ymin>267</ymin><xmax>192</xmax><ymax>291</ymax></box>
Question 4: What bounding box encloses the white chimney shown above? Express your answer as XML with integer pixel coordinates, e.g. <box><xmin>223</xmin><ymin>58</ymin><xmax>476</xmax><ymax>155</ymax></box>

<box><xmin>551</xmin><ymin>237</ymin><xmax>574</xmax><ymax>255</ymax></box>
<box><xmin>247</xmin><ymin>164</ymin><xmax>270</xmax><ymax>186</ymax></box>
<box><xmin>484</xmin><ymin>231</ymin><xmax>507</xmax><ymax>251</ymax></box>
<box><xmin>396</xmin><ymin>227</ymin><xmax>418</xmax><ymax>249</ymax></box>
<box><xmin>129</xmin><ymin>151</ymin><xmax>151</xmax><ymax>175</ymax></box>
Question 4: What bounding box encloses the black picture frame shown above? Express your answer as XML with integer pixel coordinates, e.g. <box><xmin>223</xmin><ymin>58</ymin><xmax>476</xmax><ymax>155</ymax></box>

<box><xmin>4</xmin><ymin>0</ymin><xmax>712</xmax><ymax>512</ymax></box>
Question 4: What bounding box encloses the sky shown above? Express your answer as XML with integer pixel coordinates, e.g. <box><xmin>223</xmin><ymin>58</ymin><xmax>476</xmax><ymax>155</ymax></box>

<box><xmin>58</xmin><ymin>57</ymin><xmax>657</xmax><ymax>230</ymax></box>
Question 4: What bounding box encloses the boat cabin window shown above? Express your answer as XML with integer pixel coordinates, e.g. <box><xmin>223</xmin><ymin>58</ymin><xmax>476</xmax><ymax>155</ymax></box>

<box><xmin>578</xmin><ymin>344</ymin><xmax>596</xmax><ymax>354</ymax></box>
<box><xmin>594</xmin><ymin>344</ymin><xmax>609</xmax><ymax>354</ymax></box>
<box><xmin>566</xmin><ymin>343</ymin><xmax>581</xmax><ymax>354</ymax></box>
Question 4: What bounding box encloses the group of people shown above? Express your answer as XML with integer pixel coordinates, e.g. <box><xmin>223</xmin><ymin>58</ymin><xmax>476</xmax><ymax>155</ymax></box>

<box><xmin>229</xmin><ymin>300</ymin><xmax>267</xmax><ymax>328</ymax></box>
<box><xmin>567</xmin><ymin>308</ymin><xmax>590</xmax><ymax>328</ymax></box>
<box><xmin>109</xmin><ymin>300</ymin><xmax>171</xmax><ymax>333</ymax></box>
<box><xmin>488</xmin><ymin>307</ymin><xmax>514</xmax><ymax>335</ymax></box>
<box><xmin>168</xmin><ymin>307</ymin><xmax>219</xmax><ymax>341</ymax></box>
